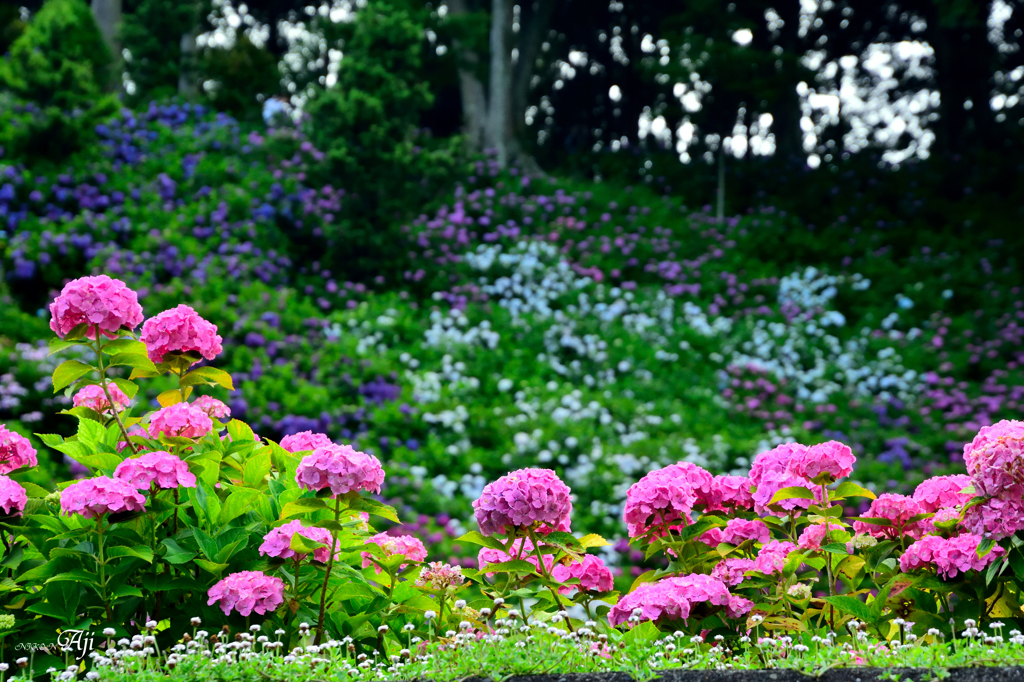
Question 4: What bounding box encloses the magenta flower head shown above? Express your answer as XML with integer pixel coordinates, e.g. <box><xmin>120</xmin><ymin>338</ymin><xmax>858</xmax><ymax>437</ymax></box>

<box><xmin>622</xmin><ymin>464</ymin><xmax>701</xmax><ymax>538</ymax></box>
<box><xmin>963</xmin><ymin>420</ymin><xmax>1024</xmax><ymax>499</ymax></box>
<box><xmin>711</xmin><ymin>557</ymin><xmax>756</xmax><ymax>587</ymax></box>
<box><xmin>787</xmin><ymin>440</ymin><xmax>856</xmax><ymax>484</ymax></box>
<box><xmin>704</xmin><ymin>475</ymin><xmax>754</xmax><ymax>512</ymax></box>
<box><xmin>852</xmin><ymin>494</ymin><xmax>926</xmax><ymax>540</ymax></box>
<box><xmin>141</xmin><ymin>304</ymin><xmax>223</xmax><ymax>365</ymax></box>
<box><xmin>963</xmin><ymin>496</ymin><xmax>1024</xmax><ymax>540</ymax></box>
<box><xmin>416</xmin><ymin>562</ymin><xmax>465</xmax><ymax>590</ymax></box>
<box><xmin>0</xmin><ymin>476</ymin><xmax>28</xmax><ymax>516</ymax></box>
<box><xmin>477</xmin><ymin>537</ymin><xmax>554</xmax><ymax>577</ymax></box>
<box><xmin>193</xmin><ymin>395</ymin><xmax>231</xmax><ymax>420</ymax></box>
<box><xmin>608</xmin><ymin>574</ymin><xmax>751</xmax><ymax>627</ymax></box>
<box><xmin>0</xmin><ymin>425</ymin><xmax>37</xmax><ymax>474</ymax></box>
<box><xmin>473</xmin><ymin>467</ymin><xmax>572</xmax><ymax>537</ymax></box>
<box><xmin>280</xmin><ymin>431</ymin><xmax>334</xmax><ymax>453</ymax></box>
<box><xmin>752</xmin><ymin>540</ymin><xmax>798</xmax><ymax>576</ymax></box>
<box><xmin>117</xmin><ymin>424</ymin><xmax>150</xmax><ymax>453</ymax></box>
<box><xmin>701</xmin><ymin>518</ymin><xmax>769</xmax><ymax>548</ymax></box>
<box><xmin>60</xmin><ymin>476</ymin><xmax>147</xmax><ymax>519</ymax></box>
<box><xmin>114</xmin><ymin>451</ymin><xmax>197</xmax><ymax>490</ymax></box>
<box><xmin>259</xmin><ymin>520</ymin><xmax>334</xmax><ymax>563</ymax></box>
<box><xmin>551</xmin><ymin>554</ymin><xmax>614</xmax><ymax>594</ymax></box>
<box><xmin>207</xmin><ymin>570</ymin><xmax>285</xmax><ymax>617</ymax></box>
<box><xmin>797</xmin><ymin>523</ymin><xmax>830</xmax><ymax>552</ymax></box>
<box><xmin>73</xmin><ymin>384</ymin><xmax>131</xmax><ymax>415</ymax></box>
<box><xmin>749</xmin><ymin>443</ymin><xmax>822</xmax><ymax>515</ymax></box>
<box><xmin>295</xmin><ymin>444</ymin><xmax>384</xmax><ymax>496</ymax></box>
<box><xmin>49</xmin><ymin>275</ymin><xmax>144</xmax><ymax>339</ymax></box>
<box><xmin>912</xmin><ymin>474</ymin><xmax>973</xmax><ymax>513</ymax></box>
<box><xmin>148</xmin><ymin>402</ymin><xmax>214</xmax><ymax>440</ymax></box>
<box><xmin>899</xmin><ymin>534</ymin><xmax>1005</xmax><ymax>579</ymax></box>
<box><xmin>361</xmin><ymin>532</ymin><xmax>428</xmax><ymax>573</ymax></box>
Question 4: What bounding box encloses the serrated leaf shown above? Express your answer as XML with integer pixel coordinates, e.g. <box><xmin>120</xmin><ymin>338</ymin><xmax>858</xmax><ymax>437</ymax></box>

<box><xmin>455</xmin><ymin>531</ymin><xmax>505</xmax><ymax>551</ymax></box>
<box><xmin>108</xmin><ymin>353</ymin><xmax>158</xmax><ymax>373</ymax></box>
<box><xmin>52</xmin><ymin>360</ymin><xmax>93</xmax><ymax>392</ymax></box>
<box><xmin>101</xmin><ymin>339</ymin><xmax>147</xmax><ymax>356</ymax></box>
<box><xmin>194</xmin><ymin>559</ymin><xmax>229</xmax><ymax>575</ymax></box>
<box><xmin>831</xmin><ymin>481</ymin><xmax>876</xmax><ymax>501</ymax></box>
<box><xmin>579</xmin><ymin>533</ymin><xmax>610</xmax><ymax>549</ymax></box>
<box><xmin>242</xmin><ymin>452</ymin><xmax>272</xmax><ymax>488</ymax></box>
<box><xmin>289</xmin><ymin>531</ymin><xmax>328</xmax><ymax>554</ymax></box>
<box><xmin>105</xmin><ymin>545</ymin><xmax>154</xmax><ymax>563</ymax></box>
<box><xmin>181</xmin><ymin>366</ymin><xmax>235</xmax><ymax>391</ymax></box>
<box><xmin>227</xmin><ymin>419</ymin><xmax>255</xmax><ymax>443</ymax></box>
<box><xmin>111</xmin><ymin>378</ymin><xmax>139</xmax><ymax>400</ymax></box>
<box><xmin>280</xmin><ymin>497</ymin><xmax>327</xmax><ymax>519</ymax></box>
<box><xmin>20</xmin><ymin>482</ymin><xmax>51</xmax><ymax>498</ymax></box>
<box><xmin>349</xmin><ymin>496</ymin><xmax>399</xmax><ymax>523</ymax></box>
<box><xmin>160</xmin><ymin>539</ymin><xmax>197</xmax><ymax>565</ymax></box>
<box><xmin>768</xmin><ymin>486</ymin><xmax>815</xmax><ymax>505</ymax></box>
<box><xmin>823</xmin><ymin>595</ymin><xmax>872</xmax><ymax>621</ymax></box>
<box><xmin>478</xmin><ymin>559</ymin><xmax>538</xmax><ymax>574</ymax></box>
<box><xmin>157</xmin><ymin>389</ymin><xmax>184</xmax><ymax>407</ymax></box>
<box><xmin>48</xmin><ymin>338</ymin><xmax>82</xmax><ymax>356</ymax></box>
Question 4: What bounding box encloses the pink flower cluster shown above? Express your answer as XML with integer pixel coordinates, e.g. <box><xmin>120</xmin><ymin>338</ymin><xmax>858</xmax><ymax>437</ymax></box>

<box><xmin>259</xmin><ymin>520</ymin><xmax>334</xmax><ymax>563</ymax></box>
<box><xmin>751</xmin><ymin>540</ymin><xmax>798</xmax><ymax>575</ymax></box>
<box><xmin>141</xmin><ymin>305</ymin><xmax>223</xmax><ymax>365</ymax></box>
<box><xmin>963</xmin><ymin>496</ymin><xmax>1024</xmax><ymax>540</ymax></box>
<box><xmin>853</xmin><ymin>494</ymin><xmax>925</xmax><ymax>540</ymax></box>
<box><xmin>361</xmin><ymin>533</ymin><xmax>428</xmax><ymax>572</ymax></box>
<box><xmin>551</xmin><ymin>554</ymin><xmax>615</xmax><ymax>594</ymax></box>
<box><xmin>0</xmin><ymin>425</ymin><xmax>37</xmax><ymax>474</ymax></box>
<box><xmin>0</xmin><ymin>475</ymin><xmax>27</xmax><ymax>516</ymax></box>
<box><xmin>899</xmin><ymin>534</ymin><xmax>1005</xmax><ymax>579</ymax></box>
<box><xmin>60</xmin><ymin>476</ymin><xmax>147</xmax><ymax>519</ymax></box>
<box><xmin>280</xmin><ymin>431</ymin><xmax>334</xmax><ymax>453</ymax></box>
<box><xmin>473</xmin><ymin>468</ymin><xmax>572</xmax><ymax>536</ymax></box>
<box><xmin>193</xmin><ymin>395</ymin><xmax>230</xmax><ymax>419</ymax></box>
<box><xmin>49</xmin><ymin>275</ymin><xmax>144</xmax><ymax>339</ymax></box>
<box><xmin>912</xmin><ymin>474</ymin><xmax>973</xmax><ymax>513</ymax></box>
<box><xmin>701</xmin><ymin>518</ymin><xmax>769</xmax><ymax>547</ymax></box>
<box><xmin>786</xmin><ymin>440</ymin><xmax>856</xmax><ymax>484</ymax></box>
<box><xmin>148</xmin><ymin>402</ymin><xmax>214</xmax><ymax>440</ymax></box>
<box><xmin>749</xmin><ymin>443</ymin><xmax>821</xmax><ymax>515</ymax></box>
<box><xmin>703</xmin><ymin>475</ymin><xmax>754</xmax><ymax>511</ymax></box>
<box><xmin>73</xmin><ymin>384</ymin><xmax>131</xmax><ymax>414</ymax></box>
<box><xmin>207</xmin><ymin>570</ymin><xmax>285</xmax><ymax>617</ymax></box>
<box><xmin>608</xmin><ymin>574</ymin><xmax>752</xmax><ymax>627</ymax></box>
<box><xmin>964</xmin><ymin>419</ymin><xmax>1024</xmax><ymax>499</ymax></box>
<box><xmin>114</xmin><ymin>451</ymin><xmax>197</xmax><ymax>490</ymax></box>
<box><xmin>416</xmin><ymin>562</ymin><xmax>465</xmax><ymax>590</ymax></box>
<box><xmin>622</xmin><ymin>464</ymin><xmax>699</xmax><ymax>537</ymax></box>
<box><xmin>295</xmin><ymin>444</ymin><xmax>384</xmax><ymax>496</ymax></box>
<box><xmin>797</xmin><ymin>523</ymin><xmax>831</xmax><ymax>552</ymax></box>
<box><xmin>477</xmin><ymin>538</ymin><xmax>553</xmax><ymax>577</ymax></box>
<box><xmin>711</xmin><ymin>558</ymin><xmax>756</xmax><ymax>587</ymax></box>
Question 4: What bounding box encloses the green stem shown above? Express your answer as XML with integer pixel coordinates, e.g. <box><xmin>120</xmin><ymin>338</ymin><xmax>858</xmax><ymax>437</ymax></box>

<box><xmin>526</xmin><ymin>528</ymin><xmax>574</xmax><ymax>633</ymax></box>
<box><xmin>95</xmin><ymin>519</ymin><xmax>113</xmax><ymax>621</ymax></box>
<box><xmin>821</xmin><ymin>483</ymin><xmax>835</xmax><ymax>631</ymax></box>
<box><xmin>92</xmin><ymin>330</ymin><xmax>137</xmax><ymax>454</ymax></box>
<box><xmin>314</xmin><ymin>497</ymin><xmax>343</xmax><ymax>645</ymax></box>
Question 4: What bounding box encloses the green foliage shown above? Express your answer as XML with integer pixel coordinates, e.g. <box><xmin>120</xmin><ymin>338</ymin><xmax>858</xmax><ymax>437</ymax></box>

<box><xmin>200</xmin><ymin>34</ymin><xmax>279</xmax><ymax>119</ymax></box>
<box><xmin>121</xmin><ymin>0</ymin><xmax>202</xmax><ymax>103</ymax></box>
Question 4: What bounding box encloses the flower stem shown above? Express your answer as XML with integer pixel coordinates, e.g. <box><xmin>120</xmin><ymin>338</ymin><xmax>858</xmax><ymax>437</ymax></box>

<box><xmin>92</xmin><ymin>330</ymin><xmax>137</xmax><ymax>454</ymax></box>
<box><xmin>314</xmin><ymin>496</ymin><xmax>343</xmax><ymax>645</ymax></box>
<box><xmin>526</xmin><ymin>528</ymin><xmax>574</xmax><ymax>633</ymax></box>
<box><xmin>95</xmin><ymin>518</ymin><xmax>113</xmax><ymax>621</ymax></box>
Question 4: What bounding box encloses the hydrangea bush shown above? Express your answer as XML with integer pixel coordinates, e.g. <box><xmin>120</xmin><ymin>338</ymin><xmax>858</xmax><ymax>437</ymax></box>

<box><xmin>2</xmin><ymin>276</ymin><xmax>1024</xmax><ymax>679</ymax></box>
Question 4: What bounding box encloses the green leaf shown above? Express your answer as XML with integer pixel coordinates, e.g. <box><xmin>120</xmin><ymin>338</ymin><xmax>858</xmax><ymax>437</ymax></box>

<box><xmin>107</xmin><ymin>352</ymin><xmax>159</xmax><ymax>373</ymax></box>
<box><xmin>194</xmin><ymin>559</ymin><xmax>230</xmax><ymax>575</ymax></box>
<box><xmin>160</xmin><ymin>539</ymin><xmax>197</xmax><ymax>565</ymax></box>
<box><xmin>768</xmin><ymin>486</ymin><xmax>815</xmax><ymax>505</ymax></box>
<box><xmin>156</xmin><ymin>389</ymin><xmax>184</xmax><ymax>407</ymax></box>
<box><xmin>105</xmin><ymin>546</ymin><xmax>154</xmax><ymax>564</ymax></box>
<box><xmin>74</xmin><ymin>452</ymin><xmax>124</xmax><ymax>472</ymax></box>
<box><xmin>478</xmin><ymin>559</ymin><xmax>538</xmax><ymax>574</ymax></box>
<box><xmin>111</xmin><ymin>378</ymin><xmax>139</xmax><ymax>400</ymax></box>
<box><xmin>822</xmin><ymin>595</ymin><xmax>873</xmax><ymax>622</ymax></box>
<box><xmin>623</xmin><ymin>621</ymin><xmax>660</xmax><ymax>644</ymax></box>
<box><xmin>349</xmin><ymin>496</ymin><xmax>400</xmax><ymax>523</ymax></box>
<box><xmin>227</xmin><ymin>419</ymin><xmax>255</xmax><ymax>443</ymax></box>
<box><xmin>182</xmin><ymin>366</ymin><xmax>235</xmax><ymax>391</ymax></box>
<box><xmin>456</xmin><ymin>531</ymin><xmax>505</xmax><ymax>551</ymax></box>
<box><xmin>242</xmin><ymin>452</ymin><xmax>272</xmax><ymax>488</ymax></box>
<box><xmin>110</xmin><ymin>585</ymin><xmax>144</xmax><ymax>599</ymax></box>
<box><xmin>192</xmin><ymin>528</ymin><xmax>221</xmax><ymax>561</ymax></box>
<box><xmin>52</xmin><ymin>360</ymin><xmax>93</xmax><ymax>392</ymax></box>
<box><xmin>289</xmin><ymin>531</ymin><xmax>327</xmax><ymax>554</ymax></box>
<box><xmin>280</xmin><ymin>497</ymin><xmax>327</xmax><ymax>519</ymax></box>
<box><xmin>831</xmin><ymin>481</ymin><xmax>876</xmax><ymax>501</ymax></box>
<box><xmin>821</xmin><ymin>543</ymin><xmax>851</xmax><ymax>555</ymax></box>
<box><xmin>101</xmin><ymin>339</ymin><xmax>147</xmax><ymax>356</ymax></box>
<box><xmin>48</xmin><ymin>338</ymin><xmax>82</xmax><ymax>356</ymax></box>
<box><xmin>221</xmin><ymin>490</ymin><xmax>259</xmax><ymax>525</ymax></box>
<box><xmin>579</xmin><ymin>533</ymin><xmax>610</xmax><ymax>549</ymax></box>
<box><xmin>977</xmin><ymin>536</ymin><xmax>997</xmax><ymax>558</ymax></box>
<box><xmin>20</xmin><ymin>482</ymin><xmax>51</xmax><ymax>498</ymax></box>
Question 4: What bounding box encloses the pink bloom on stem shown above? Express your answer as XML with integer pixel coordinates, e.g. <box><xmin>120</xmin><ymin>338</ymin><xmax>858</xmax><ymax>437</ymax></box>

<box><xmin>551</xmin><ymin>554</ymin><xmax>615</xmax><ymax>594</ymax></box>
<box><xmin>622</xmin><ymin>463</ymin><xmax>709</xmax><ymax>537</ymax></box>
<box><xmin>0</xmin><ymin>425</ymin><xmax>37</xmax><ymax>474</ymax></box>
<box><xmin>73</xmin><ymin>384</ymin><xmax>131</xmax><ymax>414</ymax></box>
<box><xmin>701</xmin><ymin>518</ymin><xmax>769</xmax><ymax>547</ymax></box>
<box><xmin>207</xmin><ymin>570</ymin><xmax>285</xmax><ymax>616</ymax></box>
<box><xmin>913</xmin><ymin>474</ymin><xmax>974</xmax><ymax>513</ymax></box>
<box><xmin>49</xmin><ymin>275</ymin><xmax>144</xmax><ymax>340</ymax></box>
<box><xmin>797</xmin><ymin>523</ymin><xmax>831</xmax><ymax>552</ymax></box>
<box><xmin>114</xmin><ymin>451</ymin><xmax>197</xmax><ymax>489</ymax></box>
<box><xmin>193</xmin><ymin>395</ymin><xmax>231</xmax><ymax>420</ymax></box>
<box><xmin>705</xmin><ymin>475</ymin><xmax>754</xmax><ymax>511</ymax></box>
<box><xmin>711</xmin><ymin>558</ymin><xmax>756</xmax><ymax>587</ymax></box>
<box><xmin>117</xmin><ymin>424</ymin><xmax>150</xmax><ymax>453</ymax></box>
<box><xmin>899</xmin><ymin>534</ymin><xmax>1005</xmax><ymax>579</ymax></box>
<box><xmin>149</xmin><ymin>402</ymin><xmax>214</xmax><ymax>440</ymax></box>
<box><xmin>361</xmin><ymin>533</ymin><xmax>428</xmax><ymax>573</ymax></box>
<box><xmin>416</xmin><ymin>562</ymin><xmax>465</xmax><ymax>590</ymax></box>
<box><xmin>295</xmin><ymin>444</ymin><xmax>384</xmax><ymax>496</ymax></box>
<box><xmin>752</xmin><ymin>540</ymin><xmax>798</xmax><ymax>575</ymax></box>
<box><xmin>787</xmin><ymin>440</ymin><xmax>856</xmax><ymax>484</ymax></box>
<box><xmin>477</xmin><ymin>538</ymin><xmax>553</xmax><ymax>577</ymax></box>
<box><xmin>473</xmin><ymin>468</ymin><xmax>572</xmax><ymax>537</ymax></box>
<box><xmin>963</xmin><ymin>420</ymin><xmax>1024</xmax><ymax>500</ymax></box>
<box><xmin>608</xmin><ymin>574</ymin><xmax>744</xmax><ymax>627</ymax></box>
<box><xmin>140</xmin><ymin>304</ymin><xmax>223</xmax><ymax>365</ymax></box>
<box><xmin>852</xmin><ymin>494</ymin><xmax>926</xmax><ymax>540</ymax></box>
<box><xmin>259</xmin><ymin>520</ymin><xmax>334</xmax><ymax>563</ymax></box>
<box><xmin>0</xmin><ymin>476</ymin><xmax>28</xmax><ymax>516</ymax></box>
<box><xmin>280</xmin><ymin>431</ymin><xmax>333</xmax><ymax>453</ymax></box>
<box><xmin>60</xmin><ymin>476</ymin><xmax>147</xmax><ymax>519</ymax></box>
<box><xmin>962</xmin><ymin>496</ymin><xmax>1024</xmax><ymax>540</ymax></box>
<box><xmin>749</xmin><ymin>443</ymin><xmax>822</xmax><ymax>515</ymax></box>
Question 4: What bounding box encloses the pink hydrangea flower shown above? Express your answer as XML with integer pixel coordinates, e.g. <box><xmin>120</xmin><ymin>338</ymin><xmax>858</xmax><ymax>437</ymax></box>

<box><xmin>259</xmin><ymin>520</ymin><xmax>334</xmax><ymax>563</ymax></box>
<box><xmin>704</xmin><ymin>475</ymin><xmax>754</xmax><ymax>511</ymax></box>
<box><xmin>141</xmin><ymin>304</ymin><xmax>223</xmax><ymax>365</ymax></box>
<box><xmin>749</xmin><ymin>443</ymin><xmax>821</xmax><ymax>515</ymax></box>
<box><xmin>280</xmin><ymin>431</ymin><xmax>334</xmax><ymax>453</ymax></box>
<box><xmin>73</xmin><ymin>384</ymin><xmax>131</xmax><ymax>414</ymax></box>
<box><xmin>114</xmin><ymin>451</ymin><xmax>197</xmax><ymax>490</ymax></box>
<box><xmin>912</xmin><ymin>474</ymin><xmax>973</xmax><ymax>513</ymax></box>
<box><xmin>551</xmin><ymin>554</ymin><xmax>615</xmax><ymax>594</ymax></box>
<box><xmin>117</xmin><ymin>424</ymin><xmax>150</xmax><ymax>453</ymax></box>
<box><xmin>49</xmin><ymin>275</ymin><xmax>144</xmax><ymax>340</ymax></box>
<box><xmin>295</xmin><ymin>444</ymin><xmax>384</xmax><ymax>496</ymax></box>
<box><xmin>193</xmin><ymin>395</ymin><xmax>230</xmax><ymax>420</ymax></box>
<box><xmin>149</xmin><ymin>402</ymin><xmax>214</xmax><ymax>440</ymax></box>
<box><xmin>0</xmin><ymin>475</ymin><xmax>28</xmax><ymax>516</ymax></box>
<box><xmin>608</xmin><ymin>574</ymin><xmax>746</xmax><ymax>627</ymax></box>
<box><xmin>964</xmin><ymin>420</ymin><xmax>1024</xmax><ymax>500</ymax></box>
<box><xmin>473</xmin><ymin>468</ymin><xmax>572</xmax><ymax>537</ymax></box>
<box><xmin>797</xmin><ymin>523</ymin><xmax>831</xmax><ymax>552</ymax></box>
<box><xmin>622</xmin><ymin>464</ymin><xmax>703</xmax><ymax>537</ymax></box>
<box><xmin>0</xmin><ymin>425</ymin><xmax>37</xmax><ymax>474</ymax></box>
<box><xmin>416</xmin><ymin>562</ymin><xmax>465</xmax><ymax>590</ymax></box>
<box><xmin>962</xmin><ymin>496</ymin><xmax>1024</xmax><ymax>540</ymax></box>
<box><xmin>852</xmin><ymin>494</ymin><xmax>926</xmax><ymax>540</ymax></box>
<box><xmin>60</xmin><ymin>476</ymin><xmax>147</xmax><ymax>519</ymax></box>
<box><xmin>361</xmin><ymin>533</ymin><xmax>428</xmax><ymax>573</ymax></box>
<box><xmin>711</xmin><ymin>558</ymin><xmax>756</xmax><ymax>587</ymax></box>
<box><xmin>752</xmin><ymin>540</ymin><xmax>798</xmax><ymax>575</ymax></box>
<box><xmin>207</xmin><ymin>571</ymin><xmax>285</xmax><ymax>616</ymax></box>
<box><xmin>787</xmin><ymin>440</ymin><xmax>856</xmax><ymax>484</ymax></box>
<box><xmin>899</xmin><ymin>534</ymin><xmax>1005</xmax><ymax>579</ymax></box>
<box><xmin>701</xmin><ymin>518</ymin><xmax>769</xmax><ymax>547</ymax></box>
<box><xmin>477</xmin><ymin>537</ymin><xmax>553</xmax><ymax>576</ymax></box>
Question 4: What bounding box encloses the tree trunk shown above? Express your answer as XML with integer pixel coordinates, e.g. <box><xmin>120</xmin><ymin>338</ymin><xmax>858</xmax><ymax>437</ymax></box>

<box><xmin>716</xmin><ymin>146</ymin><xmax>726</xmax><ymax>222</ymax></box>
<box><xmin>448</xmin><ymin>0</ymin><xmax>488</xmax><ymax>149</ymax></box>
<box><xmin>91</xmin><ymin>0</ymin><xmax>121</xmax><ymax>88</ymax></box>
<box><xmin>486</xmin><ymin>0</ymin><xmax>511</xmax><ymax>166</ymax></box>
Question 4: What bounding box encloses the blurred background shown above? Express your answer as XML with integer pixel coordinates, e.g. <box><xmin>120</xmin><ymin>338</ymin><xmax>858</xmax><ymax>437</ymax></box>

<box><xmin>1</xmin><ymin>0</ymin><xmax>1022</xmax><ymax>574</ymax></box>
